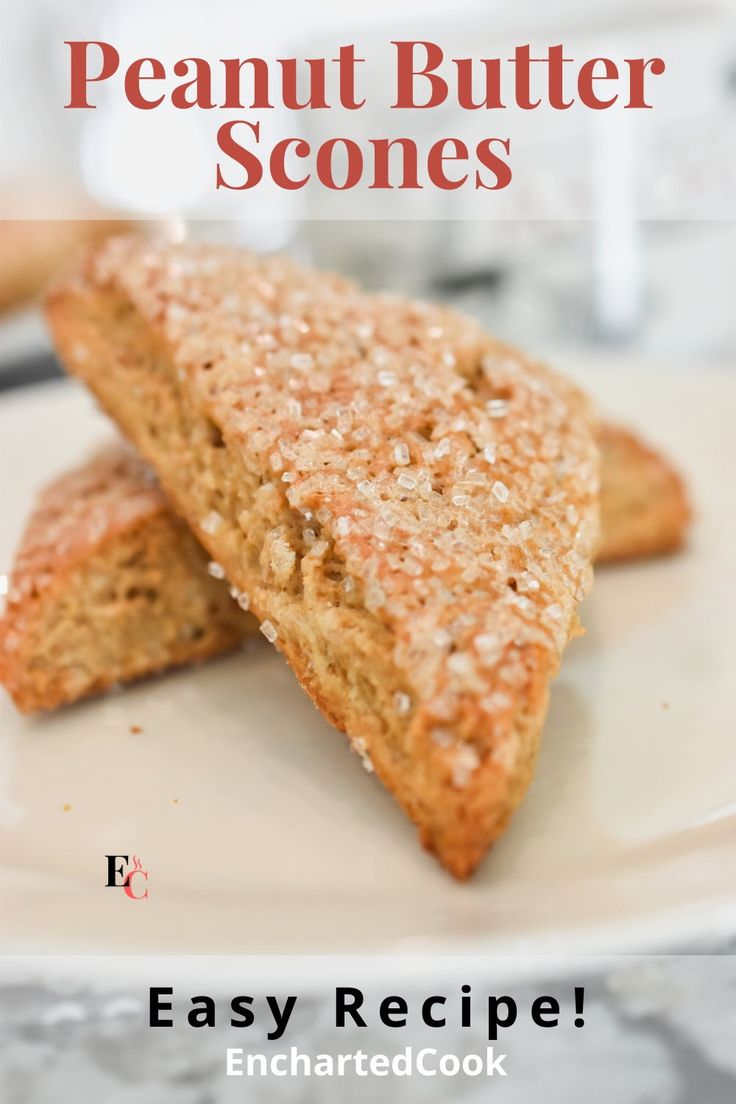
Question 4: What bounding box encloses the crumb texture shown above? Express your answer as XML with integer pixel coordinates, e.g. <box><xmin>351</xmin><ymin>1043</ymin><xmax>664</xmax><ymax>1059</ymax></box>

<box><xmin>0</xmin><ymin>445</ymin><xmax>255</xmax><ymax>713</ymax></box>
<box><xmin>0</xmin><ymin>420</ymin><xmax>686</xmax><ymax>714</ymax></box>
<box><xmin>48</xmin><ymin>239</ymin><xmax>601</xmax><ymax>877</ymax></box>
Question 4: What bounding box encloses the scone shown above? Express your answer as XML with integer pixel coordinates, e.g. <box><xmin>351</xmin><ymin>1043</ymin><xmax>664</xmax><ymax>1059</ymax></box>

<box><xmin>596</xmin><ymin>422</ymin><xmax>691</xmax><ymax>562</ymax></box>
<box><xmin>47</xmin><ymin>238</ymin><xmax>601</xmax><ymax>878</ymax></box>
<box><xmin>0</xmin><ymin>444</ymin><xmax>255</xmax><ymax>713</ymax></box>
<box><xmin>0</xmin><ymin>419</ymin><xmax>689</xmax><ymax>715</ymax></box>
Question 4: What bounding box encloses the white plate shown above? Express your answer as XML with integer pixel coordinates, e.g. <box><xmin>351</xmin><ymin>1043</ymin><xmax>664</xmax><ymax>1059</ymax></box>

<box><xmin>1</xmin><ymin>367</ymin><xmax>734</xmax><ymax>960</ymax></box>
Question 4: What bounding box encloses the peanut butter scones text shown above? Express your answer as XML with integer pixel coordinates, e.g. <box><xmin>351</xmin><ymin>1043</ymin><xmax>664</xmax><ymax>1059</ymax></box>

<box><xmin>64</xmin><ymin>40</ymin><xmax>666</xmax><ymax>192</ymax></box>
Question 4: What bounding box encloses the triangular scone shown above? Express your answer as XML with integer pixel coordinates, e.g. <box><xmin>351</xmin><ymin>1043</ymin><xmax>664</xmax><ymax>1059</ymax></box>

<box><xmin>47</xmin><ymin>239</ymin><xmax>600</xmax><ymax>878</ymax></box>
<box><xmin>597</xmin><ymin>423</ymin><xmax>691</xmax><ymax>563</ymax></box>
<box><xmin>0</xmin><ymin>422</ymin><xmax>689</xmax><ymax>716</ymax></box>
<box><xmin>0</xmin><ymin>444</ymin><xmax>255</xmax><ymax>713</ymax></box>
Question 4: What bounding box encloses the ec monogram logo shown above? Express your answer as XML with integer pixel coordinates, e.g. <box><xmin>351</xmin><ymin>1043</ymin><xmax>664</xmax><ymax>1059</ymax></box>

<box><xmin>104</xmin><ymin>854</ymin><xmax>149</xmax><ymax>900</ymax></box>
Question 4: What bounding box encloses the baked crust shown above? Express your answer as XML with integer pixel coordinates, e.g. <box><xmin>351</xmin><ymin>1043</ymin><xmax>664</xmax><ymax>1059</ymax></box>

<box><xmin>47</xmin><ymin>238</ymin><xmax>601</xmax><ymax>878</ymax></box>
<box><xmin>597</xmin><ymin>422</ymin><xmax>691</xmax><ymax>562</ymax></box>
<box><xmin>0</xmin><ymin>444</ymin><xmax>255</xmax><ymax>713</ymax></box>
<box><xmin>0</xmin><ymin>416</ymin><xmax>688</xmax><ymax>717</ymax></box>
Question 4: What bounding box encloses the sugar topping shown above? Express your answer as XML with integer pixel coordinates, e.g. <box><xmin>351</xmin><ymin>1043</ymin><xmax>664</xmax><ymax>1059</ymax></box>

<box><xmin>491</xmin><ymin>480</ymin><xmax>510</xmax><ymax>504</ymax></box>
<box><xmin>259</xmin><ymin>619</ymin><xmax>278</xmax><ymax>643</ymax></box>
<box><xmin>393</xmin><ymin>691</ymin><xmax>412</xmax><ymax>716</ymax></box>
<box><xmin>452</xmin><ymin>742</ymin><xmax>481</xmax><ymax>787</ymax></box>
<box><xmin>86</xmin><ymin>239</ymin><xmax>601</xmax><ymax>767</ymax></box>
<box><xmin>200</xmin><ymin>509</ymin><xmax>223</xmax><ymax>535</ymax></box>
<box><xmin>352</xmin><ymin>736</ymin><xmax>375</xmax><ymax>772</ymax></box>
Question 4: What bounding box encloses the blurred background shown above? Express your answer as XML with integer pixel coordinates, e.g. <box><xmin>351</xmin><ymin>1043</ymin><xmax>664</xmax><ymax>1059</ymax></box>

<box><xmin>0</xmin><ymin>0</ymin><xmax>734</xmax><ymax>389</ymax></box>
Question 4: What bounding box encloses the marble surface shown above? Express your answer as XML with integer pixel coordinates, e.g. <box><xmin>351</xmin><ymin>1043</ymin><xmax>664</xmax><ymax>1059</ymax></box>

<box><xmin>1</xmin><ymin>947</ymin><xmax>735</xmax><ymax>1102</ymax></box>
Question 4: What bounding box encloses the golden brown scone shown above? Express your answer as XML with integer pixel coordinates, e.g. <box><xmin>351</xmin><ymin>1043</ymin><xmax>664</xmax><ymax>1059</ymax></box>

<box><xmin>0</xmin><ymin>418</ymin><xmax>687</xmax><ymax>716</ymax></box>
<box><xmin>0</xmin><ymin>418</ymin><xmax>686</xmax><ymax>717</ymax></box>
<box><xmin>47</xmin><ymin>238</ymin><xmax>600</xmax><ymax>878</ymax></box>
<box><xmin>597</xmin><ymin>422</ymin><xmax>691</xmax><ymax>563</ymax></box>
<box><xmin>0</xmin><ymin>444</ymin><xmax>256</xmax><ymax>714</ymax></box>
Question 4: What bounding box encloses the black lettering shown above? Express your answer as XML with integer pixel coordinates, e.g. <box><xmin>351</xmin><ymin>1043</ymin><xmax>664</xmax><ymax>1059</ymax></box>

<box><xmin>335</xmin><ymin>987</ymin><xmax>366</xmax><ymax>1027</ymax></box>
<box><xmin>149</xmin><ymin>986</ymin><xmax>173</xmax><ymax>1027</ymax></box>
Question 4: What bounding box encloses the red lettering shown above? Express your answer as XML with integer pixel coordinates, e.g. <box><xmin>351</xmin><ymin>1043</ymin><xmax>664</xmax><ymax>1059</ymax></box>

<box><xmin>625</xmin><ymin>57</ymin><xmax>666</xmax><ymax>108</ymax></box>
<box><xmin>65</xmin><ymin>40</ymin><xmax>119</xmax><ymax>108</ymax></box>
<box><xmin>393</xmin><ymin>41</ymin><xmax>447</xmax><ymax>108</ymax></box>
<box><xmin>216</xmin><ymin>120</ymin><xmax>263</xmax><ymax>189</ymax></box>
<box><xmin>369</xmin><ymin>138</ymin><xmax>421</xmax><ymax>189</ymax></box>
<box><xmin>578</xmin><ymin>58</ymin><xmax>619</xmax><ymax>108</ymax></box>
<box><xmin>475</xmin><ymin>138</ymin><xmax>512</xmax><ymax>190</ymax></box>
<box><xmin>315</xmin><ymin>139</ymin><xmax>363</xmax><ymax>190</ymax></box>
<box><xmin>334</xmin><ymin>45</ymin><xmax>366</xmax><ymax>110</ymax></box>
<box><xmin>221</xmin><ymin>58</ymin><xmax>273</xmax><ymax>109</ymax></box>
<box><xmin>455</xmin><ymin>58</ymin><xmax>505</xmax><ymax>110</ymax></box>
<box><xmin>548</xmin><ymin>45</ymin><xmax>574</xmax><ymax>109</ymax></box>
<box><xmin>280</xmin><ymin>58</ymin><xmax>328</xmax><ymax>110</ymax></box>
<box><xmin>125</xmin><ymin>58</ymin><xmax>166</xmax><ymax>110</ymax></box>
<box><xmin>171</xmin><ymin>58</ymin><xmax>214</xmax><ymax>109</ymax></box>
<box><xmin>427</xmin><ymin>138</ymin><xmax>469</xmax><ymax>190</ymax></box>
<box><xmin>270</xmin><ymin>138</ymin><xmax>311</xmax><ymax>189</ymax></box>
<box><xmin>512</xmin><ymin>45</ymin><xmax>542</xmax><ymax>110</ymax></box>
